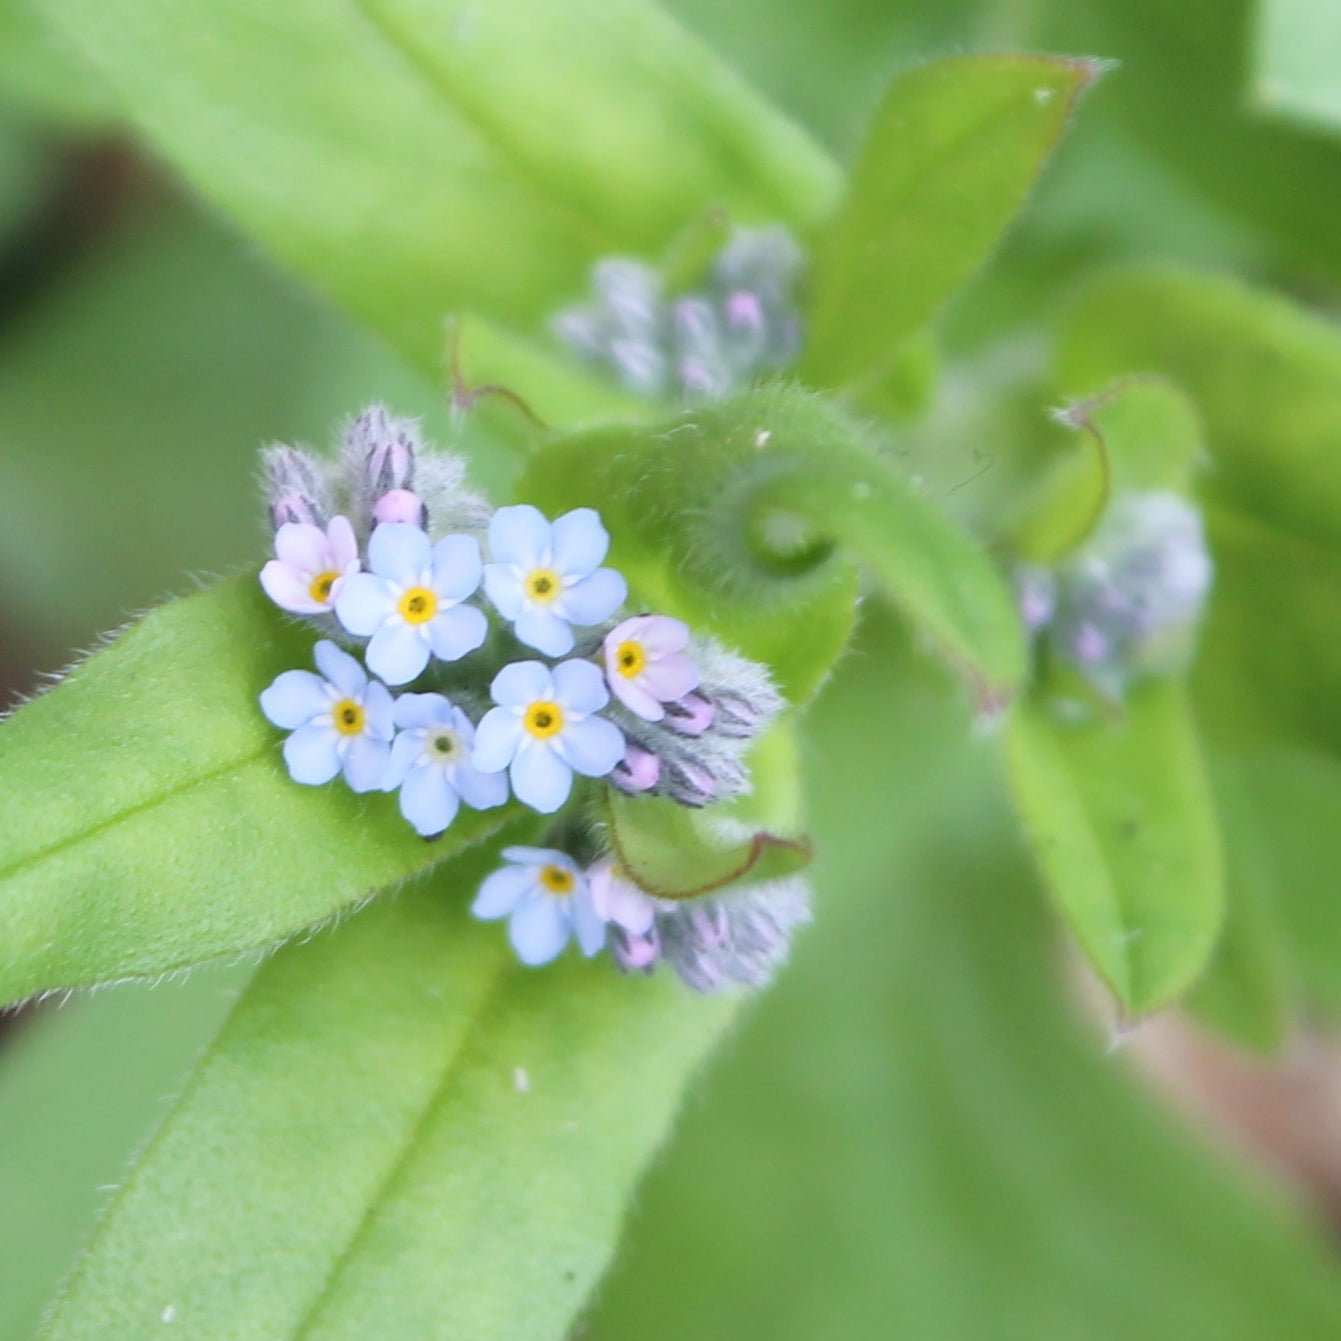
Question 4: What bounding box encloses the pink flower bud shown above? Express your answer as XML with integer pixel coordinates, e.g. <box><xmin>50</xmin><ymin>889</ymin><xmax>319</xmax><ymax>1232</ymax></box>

<box><xmin>724</xmin><ymin>289</ymin><xmax>765</xmax><ymax>334</ymax></box>
<box><xmin>270</xmin><ymin>492</ymin><xmax>319</xmax><ymax>529</ymax></box>
<box><xmin>611</xmin><ymin>743</ymin><xmax>660</xmax><ymax>794</ymax></box>
<box><xmin>372</xmin><ymin>488</ymin><xmax>426</xmax><ymax>527</ymax></box>
<box><xmin>663</xmin><ymin>691</ymin><xmax>714</xmax><ymax>737</ymax></box>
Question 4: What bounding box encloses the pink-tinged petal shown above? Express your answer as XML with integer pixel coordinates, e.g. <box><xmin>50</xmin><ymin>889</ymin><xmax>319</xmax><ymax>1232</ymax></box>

<box><xmin>487</xmin><ymin>504</ymin><xmax>551</xmax><ymax>568</ymax></box>
<box><xmin>555</xmin><ymin>715</ymin><xmax>625</xmax><ymax>778</ymax></box>
<box><xmin>612</xmin><ymin>743</ymin><xmax>660</xmax><ymax>793</ymax></box>
<box><xmin>508</xmin><ymin>894</ymin><xmax>570</xmax><ymax>965</ymax></box>
<box><xmin>274</xmin><ymin>521</ymin><xmax>329</xmax><ymax>573</ymax></box>
<box><xmin>638</xmin><ymin>615</ymin><xmax>691</xmax><ymax>657</ymax></box>
<box><xmin>327</xmin><ymin>515</ymin><xmax>360</xmax><ymax>569</ymax></box>
<box><xmin>335</xmin><ymin>573</ymin><xmax>395</xmax><ymax>637</ymax></box>
<box><xmin>399</xmin><ymin>765</ymin><xmax>460</xmax><ymax>835</ymax></box>
<box><xmin>571</xmin><ymin>888</ymin><xmax>607</xmax><ymax>957</ymax></box>
<box><xmin>366</xmin><ymin>621</ymin><xmax>430</xmax><ymax>686</ymax></box>
<box><xmin>549</xmin><ymin>507</ymin><xmax>609</xmax><ymax>577</ymax></box>
<box><xmin>453</xmin><ymin>765</ymin><xmax>509</xmax><ymax>811</ymax></box>
<box><xmin>313</xmin><ymin>640</ymin><xmax>367</xmax><ymax>698</ymax></box>
<box><xmin>431</xmin><ymin>534</ymin><xmax>483</xmax><ymax>602</ymax></box>
<box><xmin>472</xmin><ymin>866</ymin><xmax>535</xmax><ymax>919</ymax></box>
<box><xmin>589</xmin><ymin>863</ymin><xmax>656</xmax><ymax>935</ymax></box>
<box><xmin>282</xmin><ymin>723</ymin><xmax>341</xmax><ymax>785</ymax></box>
<box><xmin>639</xmin><ymin>651</ymin><xmax>699</xmax><ymax>702</ymax></box>
<box><xmin>260</xmin><ymin>670</ymin><xmax>330</xmax><ymax>729</ymax></box>
<box><xmin>342</xmin><ymin>735</ymin><xmax>391</xmax><ymax>794</ymax></box>
<box><xmin>551</xmin><ymin>658</ymin><xmax>609</xmax><ymax>716</ymax></box>
<box><xmin>664</xmin><ymin>691</ymin><xmax>714</xmax><ymax>737</ymax></box>
<box><xmin>514</xmin><ymin>605</ymin><xmax>574</xmax><ymax>657</ymax></box>
<box><xmin>482</xmin><ymin>564</ymin><xmax>524</xmax><ymax>620</ymax></box>
<box><xmin>608</xmin><ymin>673</ymin><xmax>664</xmax><ymax>722</ymax></box>
<box><xmin>556</xmin><ymin>567</ymin><xmax>627</xmax><ymax>626</ymax></box>
<box><xmin>427</xmin><ymin>604</ymin><xmax>487</xmax><ymax>663</ymax></box>
<box><xmin>368</xmin><ymin>522</ymin><xmax>431</xmax><ymax>586</ymax></box>
<box><xmin>490</xmin><ymin>660</ymin><xmax>553</xmax><ymax>708</ymax></box>
<box><xmin>260</xmin><ymin>561</ymin><xmax>323</xmax><ymax>614</ymax></box>
<box><xmin>372</xmin><ymin>490</ymin><xmax>425</xmax><ymax>527</ymax></box>
<box><xmin>471</xmin><ymin>708</ymin><xmax>522</xmax><ymax>773</ymax></box>
<box><xmin>510</xmin><ymin>743</ymin><xmax>573</xmax><ymax>813</ymax></box>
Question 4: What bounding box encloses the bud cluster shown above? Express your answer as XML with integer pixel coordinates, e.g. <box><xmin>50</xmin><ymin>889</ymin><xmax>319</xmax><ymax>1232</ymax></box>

<box><xmin>552</xmin><ymin>227</ymin><xmax>804</xmax><ymax>402</ymax></box>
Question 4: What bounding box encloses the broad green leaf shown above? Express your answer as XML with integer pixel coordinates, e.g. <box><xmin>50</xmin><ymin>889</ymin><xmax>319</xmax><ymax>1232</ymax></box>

<box><xmin>37</xmin><ymin>844</ymin><xmax>736</xmax><ymax>1340</ymax></box>
<box><xmin>33</xmin><ymin>0</ymin><xmax>838</xmax><ymax>384</ymax></box>
<box><xmin>0</xmin><ymin>1</ymin><xmax>115</xmax><ymax>125</ymax></box>
<box><xmin>521</xmin><ymin>387</ymin><xmax>1026</xmax><ymax>708</ymax></box>
<box><xmin>802</xmin><ymin>53</ymin><xmax>1099</xmax><ymax>389</ymax></box>
<box><xmin>0</xmin><ymin>577</ymin><xmax>517</xmax><ymax>1003</ymax></box>
<box><xmin>590</xmin><ymin>604</ymin><xmax>1341</xmax><ymax>1341</ymax></box>
<box><xmin>1255</xmin><ymin>0</ymin><xmax>1341</xmax><ymax>134</ymax></box>
<box><xmin>1005</xmin><ymin>682</ymin><xmax>1224</xmax><ymax>1014</ymax></box>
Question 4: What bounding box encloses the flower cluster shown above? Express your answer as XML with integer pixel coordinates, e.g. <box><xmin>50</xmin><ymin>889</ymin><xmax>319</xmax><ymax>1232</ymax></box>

<box><xmin>552</xmin><ymin>226</ymin><xmax>804</xmax><ymax>402</ymax></box>
<box><xmin>1016</xmin><ymin>490</ymin><xmax>1214</xmax><ymax>701</ymax></box>
<box><xmin>254</xmin><ymin>406</ymin><xmax>807</xmax><ymax>990</ymax></box>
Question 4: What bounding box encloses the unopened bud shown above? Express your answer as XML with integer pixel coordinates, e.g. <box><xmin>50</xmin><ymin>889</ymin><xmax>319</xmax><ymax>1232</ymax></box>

<box><xmin>372</xmin><ymin>488</ymin><xmax>426</xmax><ymax>527</ymax></box>
<box><xmin>1014</xmin><ymin>564</ymin><xmax>1056</xmax><ymax>632</ymax></box>
<box><xmin>663</xmin><ymin>691</ymin><xmax>715</xmax><ymax>737</ymax></box>
<box><xmin>345</xmin><ymin>405</ymin><xmax>419</xmax><ymax>496</ymax></box>
<box><xmin>724</xmin><ymin>289</ymin><xmax>765</xmax><ymax>335</ymax></box>
<box><xmin>263</xmin><ymin>445</ymin><xmax>330</xmax><ymax>532</ymax></box>
<box><xmin>662</xmin><ymin>758</ymin><xmax>717</xmax><ymax>808</ymax></box>
<box><xmin>611</xmin><ymin>924</ymin><xmax>661</xmax><ymax>972</ymax></box>
<box><xmin>611</xmin><ymin>743</ymin><xmax>661</xmax><ymax>794</ymax></box>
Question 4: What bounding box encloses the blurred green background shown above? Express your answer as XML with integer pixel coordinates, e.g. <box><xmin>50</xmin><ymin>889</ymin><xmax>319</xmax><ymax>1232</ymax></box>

<box><xmin>5</xmin><ymin>1</ymin><xmax>1341</xmax><ymax>1337</ymax></box>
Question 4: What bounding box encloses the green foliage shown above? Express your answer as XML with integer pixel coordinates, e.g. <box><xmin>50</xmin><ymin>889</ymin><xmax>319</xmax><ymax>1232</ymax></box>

<box><xmin>1255</xmin><ymin>0</ymin><xmax>1341</xmax><ymax>133</ymax></box>
<box><xmin>803</xmin><ymin>54</ymin><xmax>1099</xmax><ymax>389</ymax></box>
<box><xmin>0</xmin><ymin>578</ymin><xmax>517</xmax><ymax>1001</ymax></box>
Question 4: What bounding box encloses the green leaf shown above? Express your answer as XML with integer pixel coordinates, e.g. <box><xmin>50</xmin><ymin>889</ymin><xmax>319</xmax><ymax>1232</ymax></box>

<box><xmin>37</xmin><ymin>844</ymin><xmax>736</xmax><ymax>1340</ymax></box>
<box><xmin>0</xmin><ymin>1</ymin><xmax>115</xmax><ymax>125</ymax></box>
<box><xmin>1004</xmin><ymin>681</ymin><xmax>1225</xmax><ymax>1014</ymax></box>
<box><xmin>32</xmin><ymin>0</ymin><xmax>838</xmax><ymax>385</ymax></box>
<box><xmin>801</xmin><ymin>53</ymin><xmax>1099</xmax><ymax>389</ymax></box>
<box><xmin>1255</xmin><ymin>0</ymin><xmax>1341</xmax><ymax>134</ymax></box>
<box><xmin>520</xmin><ymin>386</ymin><xmax>1026</xmax><ymax>708</ymax></box>
<box><xmin>0</xmin><ymin>577</ymin><xmax>517</xmax><ymax>1003</ymax></box>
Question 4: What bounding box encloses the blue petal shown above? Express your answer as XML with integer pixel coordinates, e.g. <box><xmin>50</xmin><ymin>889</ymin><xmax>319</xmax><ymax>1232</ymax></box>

<box><xmin>556</xmin><ymin>567</ymin><xmax>627</xmax><ymax>626</ymax></box>
<box><xmin>471</xmin><ymin>707</ymin><xmax>522</xmax><ymax>773</ymax></box>
<box><xmin>571</xmin><ymin>887</ymin><xmax>608</xmax><ymax>957</ymax></box>
<box><xmin>514</xmin><ymin>605</ymin><xmax>574</xmax><ymax>657</ymax></box>
<box><xmin>366</xmin><ymin>621</ymin><xmax>430</xmax><ymax>686</ymax></box>
<box><xmin>343</xmin><ymin>734</ymin><xmax>391</xmax><ymax>793</ymax></box>
<box><xmin>282</xmin><ymin>723</ymin><xmax>341</xmax><ymax>785</ymax></box>
<box><xmin>490</xmin><ymin>660</ymin><xmax>553</xmax><ymax>708</ymax></box>
<box><xmin>550</xmin><ymin>507</ymin><xmax>609</xmax><ymax>577</ymax></box>
<box><xmin>482</xmin><ymin>564</ymin><xmax>524</xmax><ymax>620</ymax></box>
<box><xmin>382</xmin><ymin>729</ymin><xmax>425</xmax><ymax>789</ymax></box>
<box><xmin>551</xmin><ymin>658</ymin><xmax>610</xmax><ymax>715</ymax></box>
<box><xmin>508</xmin><ymin>894</ymin><xmax>571</xmax><ymax>965</ymax></box>
<box><xmin>399</xmin><ymin>766</ymin><xmax>460</xmax><ymax>836</ymax></box>
<box><xmin>368</xmin><ymin>522</ymin><xmax>431</xmax><ymax>586</ymax></box>
<box><xmin>472</xmin><ymin>866</ymin><xmax>535</xmax><ymax>919</ymax></box>
<box><xmin>260</xmin><ymin>670</ymin><xmax>330</xmax><ymax>730</ymax></box>
<box><xmin>361</xmin><ymin>680</ymin><xmax>395</xmax><ymax>739</ymax></box>
<box><xmin>392</xmin><ymin>692</ymin><xmax>451</xmax><ymax>731</ymax></box>
<box><xmin>431</xmin><ymin>533</ymin><xmax>483</xmax><ymax>601</ymax></box>
<box><xmin>313</xmin><ymin>640</ymin><xmax>367</xmax><ymax>698</ymax></box>
<box><xmin>555</xmin><ymin>714</ymin><xmax>625</xmax><ymax>778</ymax></box>
<box><xmin>427</xmin><ymin>604</ymin><xmax>487</xmax><ymax>663</ymax></box>
<box><xmin>502</xmin><ymin>845</ymin><xmax>576</xmax><ymax>868</ymax></box>
<box><xmin>487</xmin><ymin>504</ymin><xmax>551</xmax><ymax>568</ymax></box>
<box><xmin>334</xmin><ymin>574</ymin><xmax>394</xmax><ymax>638</ymax></box>
<box><xmin>453</xmin><ymin>764</ymin><xmax>510</xmax><ymax>811</ymax></box>
<box><xmin>510</xmin><ymin>743</ymin><xmax>573</xmax><ymax>813</ymax></box>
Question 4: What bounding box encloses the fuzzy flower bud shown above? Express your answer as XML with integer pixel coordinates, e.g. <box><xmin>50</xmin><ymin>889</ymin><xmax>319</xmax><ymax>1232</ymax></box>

<box><xmin>263</xmin><ymin>445</ymin><xmax>332</xmax><ymax>531</ymax></box>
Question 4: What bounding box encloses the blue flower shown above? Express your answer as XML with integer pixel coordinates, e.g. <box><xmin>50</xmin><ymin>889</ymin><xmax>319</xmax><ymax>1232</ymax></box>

<box><xmin>482</xmin><ymin>505</ymin><xmax>627</xmax><ymax>656</ymax></box>
<box><xmin>382</xmin><ymin>693</ymin><xmax>508</xmax><ymax>837</ymax></box>
<box><xmin>471</xmin><ymin>847</ymin><xmax>606</xmax><ymax>965</ymax></box>
<box><xmin>471</xmin><ymin>659</ymin><xmax>625</xmax><ymax>813</ymax></box>
<box><xmin>259</xmin><ymin>640</ymin><xmax>393</xmax><ymax>791</ymax></box>
<box><xmin>335</xmin><ymin>523</ymin><xmax>487</xmax><ymax>685</ymax></box>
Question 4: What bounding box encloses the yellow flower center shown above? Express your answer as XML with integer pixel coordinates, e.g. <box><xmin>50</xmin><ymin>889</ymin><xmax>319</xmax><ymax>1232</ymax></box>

<box><xmin>309</xmin><ymin>570</ymin><xmax>339</xmax><ymax>604</ymax></box>
<box><xmin>523</xmin><ymin>701</ymin><xmax>565</xmax><ymax>739</ymax></box>
<box><xmin>614</xmin><ymin>640</ymin><xmax>645</xmax><ymax>678</ymax></box>
<box><xmin>524</xmin><ymin>568</ymin><xmax>562</xmax><ymax>604</ymax></box>
<box><xmin>333</xmin><ymin>699</ymin><xmax>365</xmax><ymax>736</ymax></box>
<box><xmin>398</xmin><ymin>586</ymin><xmax>438</xmax><ymax>625</ymax></box>
<box><xmin>539</xmin><ymin>864</ymin><xmax>575</xmax><ymax>895</ymax></box>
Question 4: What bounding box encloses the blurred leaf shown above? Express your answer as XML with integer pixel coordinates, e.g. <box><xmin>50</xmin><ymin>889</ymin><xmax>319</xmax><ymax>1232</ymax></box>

<box><xmin>802</xmin><ymin>53</ymin><xmax>1098</xmax><ymax>389</ymax></box>
<box><xmin>521</xmin><ymin>387</ymin><xmax>1025</xmax><ymax>708</ymax></box>
<box><xmin>0</xmin><ymin>2</ymin><xmax>114</xmax><ymax>125</ymax></box>
<box><xmin>589</xmin><ymin>605</ymin><xmax>1341</xmax><ymax>1341</ymax></box>
<box><xmin>0</xmin><ymin>577</ymin><xmax>519</xmax><ymax>1003</ymax></box>
<box><xmin>1255</xmin><ymin>0</ymin><xmax>1341</xmax><ymax>134</ymax></box>
<box><xmin>38</xmin><ymin>844</ymin><xmax>736</xmax><ymax>1340</ymax></box>
<box><xmin>1005</xmin><ymin>682</ymin><xmax>1224</xmax><ymax>1014</ymax></box>
<box><xmin>0</xmin><ymin>968</ymin><xmax>246</xmax><ymax>1341</ymax></box>
<box><xmin>32</xmin><ymin>0</ymin><xmax>838</xmax><ymax>385</ymax></box>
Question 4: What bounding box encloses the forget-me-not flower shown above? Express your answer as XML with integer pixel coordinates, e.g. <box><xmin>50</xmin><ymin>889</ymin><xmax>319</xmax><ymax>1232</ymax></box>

<box><xmin>483</xmin><ymin>505</ymin><xmax>627</xmax><ymax>656</ymax></box>
<box><xmin>382</xmin><ymin>693</ymin><xmax>508</xmax><ymax>836</ymax></box>
<box><xmin>260</xmin><ymin>516</ymin><xmax>360</xmax><ymax>615</ymax></box>
<box><xmin>335</xmin><ymin>522</ymin><xmax>487</xmax><ymax>686</ymax></box>
<box><xmin>471</xmin><ymin>846</ymin><xmax>606</xmax><ymax>965</ymax></box>
<box><xmin>259</xmin><ymin>640</ymin><xmax>393</xmax><ymax>791</ymax></box>
<box><xmin>602</xmin><ymin>614</ymin><xmax>699</xmax><ymax>721</ymax></box>
<box><xmin>471</xmin><ymin>659</ymin><xmax>625</xmax><ymax>813</ymax></box>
